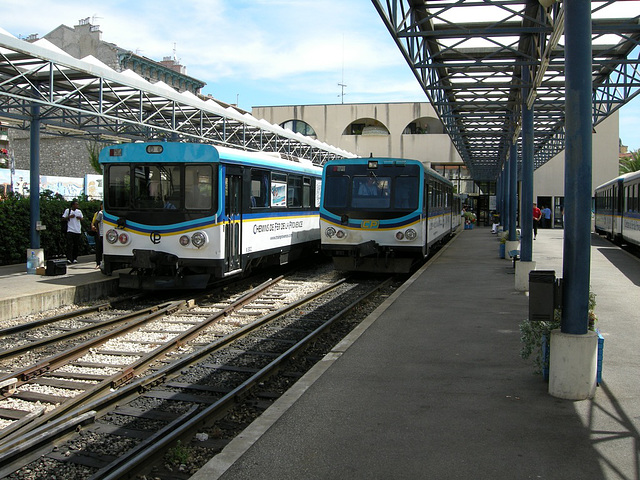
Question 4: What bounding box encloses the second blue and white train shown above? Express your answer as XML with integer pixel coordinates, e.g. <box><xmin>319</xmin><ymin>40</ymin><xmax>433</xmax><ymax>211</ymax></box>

<box><xmin>320</xmin><ymin>157</ymin><xmax>460</xmax><ymax>272</ymax></box>
<box><xmin>594</xmin><ymin>170</ymin><xmax>640</xmax><ymax>247</ymax></box>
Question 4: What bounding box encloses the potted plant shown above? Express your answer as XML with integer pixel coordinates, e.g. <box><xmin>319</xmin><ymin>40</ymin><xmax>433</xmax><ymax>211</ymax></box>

<box><xmin>520</xmin><ymin>291</ymin><xmax>600</xmax><ymax>381</ymax></box>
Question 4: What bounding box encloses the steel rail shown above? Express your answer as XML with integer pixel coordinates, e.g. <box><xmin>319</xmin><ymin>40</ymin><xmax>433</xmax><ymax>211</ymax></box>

<box><xmin>0</xmin><ymin>299</ymin><xmax>170</xmax><ymax>361</ymax></box>
<box><xmin>0</xmin><ymin>275</ymin><xmax>350</xmax><ymax>475</ymax></box>
<box><xmin>0</xmin><ymin>293</ymin><xmax>147</xmax><ymax>337</ymax></box>
<box><xmin>0</xmin><ymin>276</ymin><xmax>282</xmax><ymax>452</ymax></box>
<box><xmin>94</xmin><ymin>276</ymin><xmax>393</xmax><ymax>480</ymax></box>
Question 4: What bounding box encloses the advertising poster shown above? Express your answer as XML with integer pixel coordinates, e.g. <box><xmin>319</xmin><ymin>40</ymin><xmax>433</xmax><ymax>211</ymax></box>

<box><xmin>271</xmin><ymin>182</ymin><xmax>287</xmax><ymax>207</ymax></box>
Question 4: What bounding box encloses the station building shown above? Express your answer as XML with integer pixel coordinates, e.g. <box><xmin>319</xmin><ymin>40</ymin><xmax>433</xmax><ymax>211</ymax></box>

<box><xmin>253</xmin><ymin>103</ymin><xmax>620</xmax><ymax>227</ymax></box>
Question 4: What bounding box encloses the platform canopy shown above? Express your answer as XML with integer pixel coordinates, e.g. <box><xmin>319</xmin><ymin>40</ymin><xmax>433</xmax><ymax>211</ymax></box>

<box><xmin>373</xmin><ymin>0</ymin><xmax>640</xmax><ymax>181</ymax></box>
<box><xmin>0</xmin><ymin>30</ymin><xmax>356</xmax><ymax>164</ymax></box>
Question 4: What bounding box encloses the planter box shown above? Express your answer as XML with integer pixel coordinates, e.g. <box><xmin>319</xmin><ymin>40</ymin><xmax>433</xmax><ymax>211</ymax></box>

<box><xmin>542</xmin><ymin>331</ymin><xmax>604</xmax><ymax>384</ymax></box>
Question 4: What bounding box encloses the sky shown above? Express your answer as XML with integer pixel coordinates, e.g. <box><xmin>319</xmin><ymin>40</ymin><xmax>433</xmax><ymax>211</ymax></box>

<box><xmin>2</xmin><ymin>0</ymin><xmax>640</xmax><ymax>151</ymax></box>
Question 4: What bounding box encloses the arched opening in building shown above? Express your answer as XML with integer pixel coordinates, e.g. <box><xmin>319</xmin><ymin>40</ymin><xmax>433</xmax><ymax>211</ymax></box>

<box><xmin>402</xmin><ymin>116</ymin><xmax>443</xmax><ymax>134</ymax></box>
<box><xmin>280</xmin><ymin>119</ymin><xmax>317</xmax><ymax>138</ymax></box>
<box><xmin>343</xmin><ymin>118</ymin><xmax>390</xmax><ymax>136</ymax></box>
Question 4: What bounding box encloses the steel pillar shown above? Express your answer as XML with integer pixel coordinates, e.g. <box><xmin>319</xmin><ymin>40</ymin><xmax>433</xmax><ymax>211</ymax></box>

<box><xmin>562</xmin><ymin>0</ymin><xmax>592</xmax><ymax>335</ymax></box>
<box><xmin>508</xmin><ymin>144</ymin><xmax>517</xmax><ymax>242</ymax></box>
<box><xmin>29</xmin><ymin>101</ymin><xmax>40</xmax><ymax>250</ymax></box>
<box><xmin>521</xmin><ymin>67</ymin><xmax>534</xmax><ymax>262</ymax></box>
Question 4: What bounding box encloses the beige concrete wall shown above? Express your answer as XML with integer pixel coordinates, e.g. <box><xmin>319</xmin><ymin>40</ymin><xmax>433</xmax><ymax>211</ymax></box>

<box><xmin>533</xmin><ymin>111</ymin><xmax>619</xmax><ymax>198</ymax></box>
<box><xmin>253</xmin><ymin>102</ymin><xmax>463</xmax><ymax>165</ymax></box>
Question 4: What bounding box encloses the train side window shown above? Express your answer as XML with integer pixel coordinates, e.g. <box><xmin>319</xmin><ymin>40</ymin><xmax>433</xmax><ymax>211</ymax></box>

<box><xmin>250</xmin><ymin>170</ymin><xmax>270</xmax><ymax>208</ymax></box>
<box><xmin>271</xmin><ymin>173</ymin><xmax>288</xmax><ymax>207</ymax></box>
<box><xmin>302</xmin><ymin>177</ymin><xmax>311</xmax><ymax>208</ymax></box>
<box><xmin>288</xmin><ymin>175</ymin><xmax>302</xmax><ymax>208</ymax></box>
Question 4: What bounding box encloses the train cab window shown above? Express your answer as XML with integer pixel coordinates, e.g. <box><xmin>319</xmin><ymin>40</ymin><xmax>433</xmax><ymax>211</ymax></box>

<box><xmin>185</xmin><ymin>165</ymin><xmax>213</xmax><ymax>210</ymax></box>
<box><xmin>288</xmin><ymin>175</ymin><xmax>302</xmax><ymax>207</ymax></box>
<box><xmin>251</xmin><ymin>170</ymin><xmax>270</xmax><ymax>208</ymax></box>
<box><xmin>324</xmin><ymin>176</ymin><xmax>348</xmax><ymax>208</ymax></box>
<box><xmin>352</xmin><ymin>176</ymin><xmax>390</xmax><ymax>209</ymax></box>
<box><xmin>133</xmin><ymin>165</ymin><xmax>182</xmax><ymax>210</ymax></box>
<box><xmin>106</xmin><ymin>165</ymin><xmax>131</xmax><ymax>208</ymax></box>
<box><xmin>394</xmin><ymin>177</ymin><xmax>418</xmax><ymax>209</ymax></box>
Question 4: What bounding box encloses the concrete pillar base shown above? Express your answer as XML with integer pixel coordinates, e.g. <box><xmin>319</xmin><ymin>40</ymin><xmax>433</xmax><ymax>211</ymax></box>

<box><xmin>505</xmin><ymin>240</ymin><xmax>519</xmax><ymax>261</ymax></box>
<box><xmin>515</xmin><ymin>261</ymin><xmax>536</xmax><ymax>291</ymax></box>
<box><xmin>549</xmin><ymin>329</ymin><xmax>598</xmax><ymax>400</ymax></box>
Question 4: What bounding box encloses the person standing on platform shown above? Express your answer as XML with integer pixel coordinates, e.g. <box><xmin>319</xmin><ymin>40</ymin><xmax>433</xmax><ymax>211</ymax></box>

<box><xmin>62</xmin><ymin>200</ymin><xmax>83</xmax><ymax>264</ymax></box>
<box><xmin>91</xmin><ymin>203</ymin><xmax>104</xmax><ymax>269</ymax></box>
<box><xmin>542</xmin><ymin>205</ymin><xmax>552</xmax><ymax>228</ymax></box>
<box><xmin>532</xmin><ymin>202</ymin><xmax>542</xmax><ymax>239</ymax></box>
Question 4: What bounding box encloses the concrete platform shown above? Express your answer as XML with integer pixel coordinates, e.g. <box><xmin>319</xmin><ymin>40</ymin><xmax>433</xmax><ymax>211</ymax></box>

<box><xmin>190</xmin><ymin>227</ymin><xmax>640</xmax><ymax>480</ymax></box>
<box><xmin>0</xmin><ymin>255</ymin><xmax>120</xmax><ymax>322</ymax></box>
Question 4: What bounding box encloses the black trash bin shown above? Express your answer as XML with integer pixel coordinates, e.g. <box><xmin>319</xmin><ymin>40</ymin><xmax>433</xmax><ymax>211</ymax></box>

<box><xmin>529</xmin><ymin>270</ymin><xmax>556</xmax><ymax>322</ymax></box>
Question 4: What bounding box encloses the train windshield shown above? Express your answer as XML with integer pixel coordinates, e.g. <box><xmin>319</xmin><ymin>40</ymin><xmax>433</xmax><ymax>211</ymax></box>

<box><xmin>324</xmin><ymin>164</ymin><xmax>420</xmax><ymax>214</ymax></box>
<box><xmin>106</xmin><ymin>163</ymin><xmax>215</xmax><ymax>215</ymax></box>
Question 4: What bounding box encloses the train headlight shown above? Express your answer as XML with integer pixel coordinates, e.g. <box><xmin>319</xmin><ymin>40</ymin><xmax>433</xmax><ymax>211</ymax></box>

<box><xmin>405</xmin><ymin>229</ymin><xmax>417</xmax><ymax>240</ymax></box>
<box><xmin>191</xmin><ymin>231</ymin><xmax>208</xmax><ymax>248</ymax></box>
<box><xmin>395</xmin><ymin>231</ymin><xmax>405</xmax><ymax>240</ymax></box>
<box><xmin>179</xmin><ymin>235</ymin><xmax>190</xmax><ymax>246</ymax></box>
<box><xmin>106</xmin><ymin>229</ymin><xmax>119</xmax><ymax>244</ymax></box>
<box><xmin>335</xmin><ymin>229</ymin><xmax>347</xmax><ymax>239</ymax></box>
<box><xmin>325</xmin><ymin>227</ymin><xmax>336</xmax><ymax>238</ymax></box>
<box><xmin>118</xmin><ymin>232</ymin><xmax>130</xmax><ymax>245</ymax></box>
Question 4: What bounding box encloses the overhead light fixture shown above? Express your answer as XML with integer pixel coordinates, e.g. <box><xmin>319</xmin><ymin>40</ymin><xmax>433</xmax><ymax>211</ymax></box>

<box><xmin>0</xmin><ymin>116</ymin><xmax>26</xmax><ymax>126</ymax></box>
<box><xmin>44</xmin><ymin>124</ymin><xmax>87</xmax><ymax>135</ymax></box>
<box><xmin>100</xmin><ymin>133</ymin><xmax>131</xmax><ymax>143</ymax></box>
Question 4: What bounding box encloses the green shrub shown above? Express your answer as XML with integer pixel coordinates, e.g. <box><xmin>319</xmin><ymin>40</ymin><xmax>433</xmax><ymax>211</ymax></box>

<box><xmin>0</xmin><ymin>192</ymin><xmax>102</xmax><ymax>265</ymax></box>
<box><xmin>519</xmin><ymin>291</ymin><xmax>597</xmax><ymax>374</ymax></box>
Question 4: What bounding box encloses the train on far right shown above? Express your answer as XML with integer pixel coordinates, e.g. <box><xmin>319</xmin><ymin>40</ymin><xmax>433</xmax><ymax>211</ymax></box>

<box><xmin>594</xmin><ymin>170</ymin><xmax>640</xmax><ymax>247</ymax></box>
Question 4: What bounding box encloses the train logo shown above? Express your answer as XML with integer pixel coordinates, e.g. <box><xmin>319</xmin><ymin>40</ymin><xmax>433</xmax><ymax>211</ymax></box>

<box><xmin>150</xmin><ymin>232</ymin><xmax>162</xmax><ymax>244</ymax></box>
<box><xmin>361</xmin><ymin>220</ymin><xmax>380</xmax><ymax>229</ymax></box>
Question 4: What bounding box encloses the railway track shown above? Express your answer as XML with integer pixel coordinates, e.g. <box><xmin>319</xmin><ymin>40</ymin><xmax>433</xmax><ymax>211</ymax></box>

<box><xmin>0</xmin><ymin>267</ymin><xmax>401</xmax><ymax>479</ymax></box>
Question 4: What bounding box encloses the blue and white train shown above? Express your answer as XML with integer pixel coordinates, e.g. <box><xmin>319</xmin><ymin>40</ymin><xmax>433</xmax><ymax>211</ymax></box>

<box><xmin>594</xmin><ymin>170</ymin><xmax>640</xmax><ymax>247</ymax></box>
<box><xmin>320</xmin><ymin>157</ymin><xmax>459</xmax><ymax>273</ymax></box>
<box><xmin>99</xmin><ymin>142</ymin><xmax>323</xmax><ymax>289</ymax></box>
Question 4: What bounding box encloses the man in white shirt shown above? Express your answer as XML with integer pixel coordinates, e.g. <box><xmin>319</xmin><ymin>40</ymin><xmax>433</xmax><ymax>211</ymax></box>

<box><xmin>62</xmin><ymin>200</ymin><xmax>83</xmax><ymax>264</ymax></box>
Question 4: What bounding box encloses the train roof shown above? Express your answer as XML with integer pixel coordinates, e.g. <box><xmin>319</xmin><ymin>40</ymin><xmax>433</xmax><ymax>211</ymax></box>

<box><xmin>323</xmin><ymin>157</ymin><xmax>452</xmax><ymax>186</ymax></box>
<box><xmin>99</xmin><ymin>142</ymin><xmax>322</xmax><ymax>175</ymax></box>
<box><xmin>594</xmin><ymin>169</ymin><xmax>640</xmax><ymax>192</ymax></box>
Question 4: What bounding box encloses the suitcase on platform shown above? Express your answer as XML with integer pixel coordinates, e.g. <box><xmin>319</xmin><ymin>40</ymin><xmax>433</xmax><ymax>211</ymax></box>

<box><xmin>46</xmin><ymin>258</ymin><xmax>67</xmax><ymax>276</ymax></box>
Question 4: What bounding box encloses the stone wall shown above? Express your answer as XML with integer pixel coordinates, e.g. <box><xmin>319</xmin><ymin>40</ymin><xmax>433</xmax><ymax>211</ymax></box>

<box><xmin>9</xmin><ymin>130</ymin><xmax>98</xmax><ymax>178</ymax></box>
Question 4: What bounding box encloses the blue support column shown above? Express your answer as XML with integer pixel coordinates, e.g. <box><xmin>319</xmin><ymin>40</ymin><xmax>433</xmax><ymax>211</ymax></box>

<box><xmin>562</xmin><ymin>0</ymin><xmax>592</xmax><ymax>335</ymax></box>
<box><xmin>521</xmin><ymin>67</ymin><xmax>534</xmax><ymax>262</ymax></box>
<box><xmin>503</xmin><ymin>162</ymin><xmax>510</xmax><ymax>233</ymax></box>
<box><xmin>500</xmin><ymin>169</ymin><xmax>506</xmax><ymax>227</ymax></box>
<box><xmin>29</xmin><ymin>102</ymin><xmax>41</xmax><ymax>249</ymax></box>
<box><xmin>508</xmin><ymin>144</ymin><xmax>517</xmax><ymax>242</ymax></box>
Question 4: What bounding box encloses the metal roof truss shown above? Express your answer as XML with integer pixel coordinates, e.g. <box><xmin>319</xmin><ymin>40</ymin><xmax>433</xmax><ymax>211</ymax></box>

<box><xmin>373</xmin><ymin>0</ymin><xmax>640</xmax><ymax>181</ymax></box>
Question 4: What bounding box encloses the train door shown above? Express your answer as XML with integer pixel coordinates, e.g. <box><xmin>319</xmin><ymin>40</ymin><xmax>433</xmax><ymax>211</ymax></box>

<box><xmin>225</xmin><ymin>170</ymin><xmax>242</xmax><ymax>274</ymax></box>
